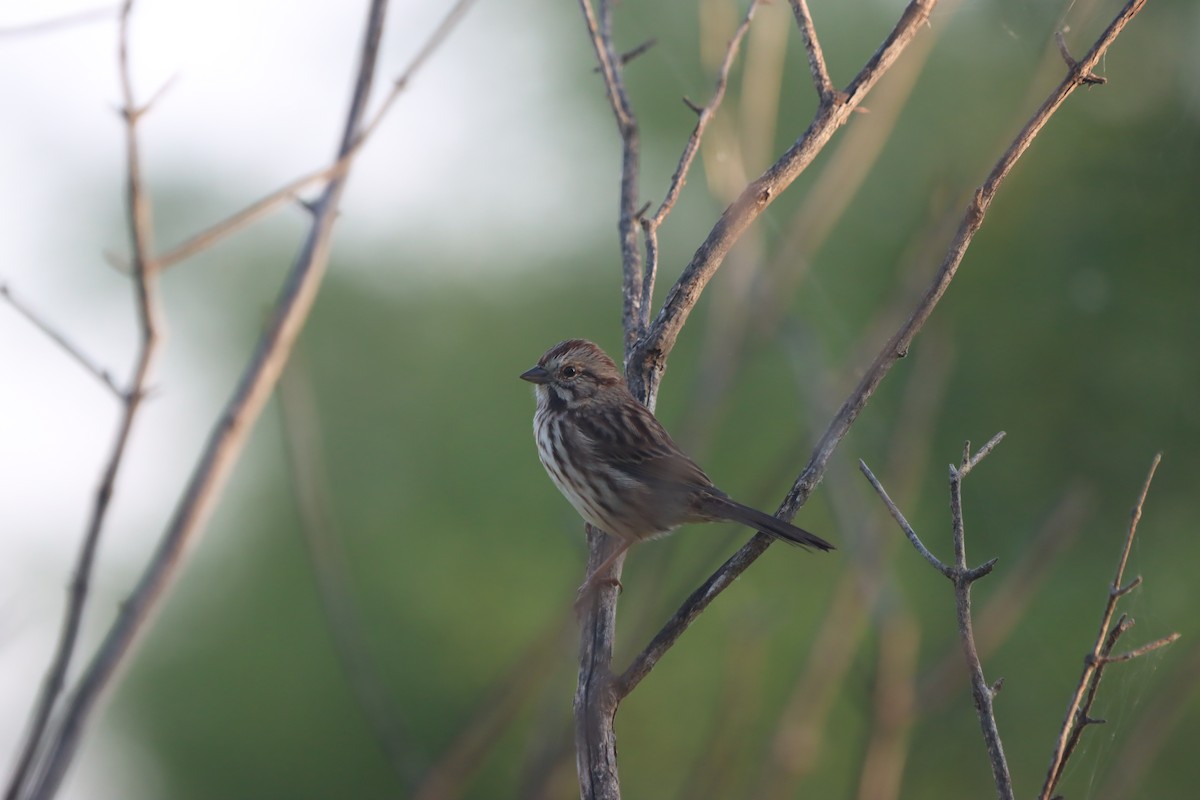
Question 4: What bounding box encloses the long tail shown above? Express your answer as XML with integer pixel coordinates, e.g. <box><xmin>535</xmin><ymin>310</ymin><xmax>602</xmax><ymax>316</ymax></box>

<box><xmin>713</xmin><ymin>497</ymin><xmax>835</xmax><ymax>552</ymax></box>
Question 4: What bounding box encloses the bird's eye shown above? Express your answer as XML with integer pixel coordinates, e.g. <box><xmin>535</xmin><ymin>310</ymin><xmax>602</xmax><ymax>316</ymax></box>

<box><xmin>561</xmin><ymin>366</ymin><xmax>578</xmax><ymax>378</ymax></box>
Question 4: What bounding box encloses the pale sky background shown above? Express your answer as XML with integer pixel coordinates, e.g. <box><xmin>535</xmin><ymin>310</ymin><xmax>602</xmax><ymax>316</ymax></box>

<box><xmin>0</xmin><ymin>0</ymin><xmax>606</xmax><ymax>795</ymax></box>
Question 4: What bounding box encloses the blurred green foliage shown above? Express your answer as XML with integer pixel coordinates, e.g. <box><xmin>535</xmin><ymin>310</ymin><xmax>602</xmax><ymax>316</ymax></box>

<box><xmin>109</xmin><ymin>1</ymin><xmax>1198</xmax><ymax>798</ymax></box>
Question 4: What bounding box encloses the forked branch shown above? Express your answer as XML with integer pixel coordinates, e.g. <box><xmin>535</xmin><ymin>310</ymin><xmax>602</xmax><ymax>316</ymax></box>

<box><xmin>639</xmin><ymin>0</ymin><xmax>763</xmax><ymax>334</ymax></box>
<box><xmin>616</xmin><ymin>0</ymin><xmax>1149</xmax><ymax>700</ymax></box>
<box><xmin>1038</xmin><ymin>454</ymin><xmax>1180</xmax><ymax>800</ymax></box>
<box><xmin>4</xmin><ymin>3</ymin><xmax>164</xmax><ymax>796</ymax></box>
<box><xmin>861</xmin><ymin>436</ymin><xmax>1012</xmax><ymax>800</ymax></box>
<box><xmin>5</xmin><ymin>2</ymin><xmax>474</xmax><ymax>798</ymax></box>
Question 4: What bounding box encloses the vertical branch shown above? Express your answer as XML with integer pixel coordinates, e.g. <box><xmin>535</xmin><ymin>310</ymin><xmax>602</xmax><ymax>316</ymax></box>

<box><xmin>573</xmin><ymin>1</ymin><xmax>653</xmax><ymax>797</ymax></box>
<box><xmin>14</xmin><ymin>3</ymin><xmax>400</xmax><ymax>798</ymax></box>
<box><xmin>577</xmin><ymin>0</ymin><xmax>643</xmax><ymax>352</ymax></box>
<box><xmin>4</xmin><ymin>3</ymin><xmax>165</xmax><ymax>798</ymax></box>
<box><xmin>860</xmin><ymin>435</ymin><xmax>1013</xmax><ymax>800</ymax></box>
<box><xmin>947</xmin><ymin>443</ymin><xmax>1013</xmax><ymax>800</ymax></box>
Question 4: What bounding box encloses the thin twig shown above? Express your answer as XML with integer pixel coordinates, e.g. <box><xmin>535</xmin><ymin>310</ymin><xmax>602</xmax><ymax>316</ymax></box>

<box><xmin>864</xmin><ymin>439</ymin><xmax>1013</xmax><ymax>799</ymax></box>
<box><xmin>1038</xmin><ymin>453</ymin><xmax>1179</xmax><ymax>800</ymax></box>
<box><xmin>4</xmin><ymin>3</ymin><xmax>165</xmax><ymax>797</ymax></box>
<box><xmin>946</xmin><ymin>446</ymin><xmax>1012</xmax><ymax>800</ymax></box>
<box><xmin>578</xmin><ymin>0</ymin><xmax>643</xmax><ymax>355</ymax></box>
<box><xmin>150</xmin><ymin>0</ymin><xmax>476</xmax><ymax>271</ymax></box>
<box><xmin>628</xmin><ymin>0</ymin><xmax>936</xmax><ymax>392</ymax></box>
<box><xmin>11</xmin><ymin>2</ymin><xmax>472</xmax><ymax>796</ymax></box>
<box><xmin>787</xmin><ymin>0</ymin><xmax>836</xmax><ymax>101</ymax></box>
<box><xmin>858</xmin><ymin>461</ymin><xmax>952</xmax><ymax>578</ymax></box>
<box><xmin>0</xmin><ymin>283</ymin><xmax>123</xmax><ymax>397</ymax></box>
<box><xmin>615</xmin><ymin>0</ymin><xmax>940</xmax><ymax>701</ymax></box>
<box><xmin>1101</xmin><ymin>633</ymin><xmax>1180</xmax><ymax>664</ymax></box>
<box><xmin>1097</xmin><ymin>637</ymin><xmax>1200</xmax><ymax>800</ymax></box>
<box><xmin>638</xmin><ymin>0</ymin><xmax>761</xmax><ymax>337</ymax></box>
<box><xmin>960</xmin><ymin>431</ymin><xmax>1007</xmax><ymax>476</ymax></box>
<box><xmin>616</xmin><ymin>0</ymin><xmax>1148</xmax><ymax>700</ymax></box>
<box><xmin>920</xmin><ymin>485</ymin><xmax>1091</xmax><ymax>710</ymax></box>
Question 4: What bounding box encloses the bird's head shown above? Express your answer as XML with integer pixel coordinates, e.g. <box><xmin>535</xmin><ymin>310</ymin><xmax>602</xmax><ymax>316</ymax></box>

<box><xmin>520</xmin><ymin>339</ymin><xmax>624</xmax><ymax>410</ymax></box>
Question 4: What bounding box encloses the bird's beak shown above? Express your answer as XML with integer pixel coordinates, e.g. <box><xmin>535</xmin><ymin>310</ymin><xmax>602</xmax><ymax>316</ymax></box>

<box><xmin>520</xmin><ymin>365</ymin><xmax>551</xmax><ymax>384</ymax></box>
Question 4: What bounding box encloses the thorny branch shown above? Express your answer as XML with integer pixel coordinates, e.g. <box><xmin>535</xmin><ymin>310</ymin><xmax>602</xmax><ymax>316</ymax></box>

<box><xmin>1039</xmin><ymin>454</ymin><xmax>1180</xmax><ymax>800</ymax></box>
<box><xmin>639</xmin><ymin>0</ymin><xmax>762</xmax><ymax>336</ymax></box>
<box><xmin>861</xmin><ymin>436</ymin><xmax>1013</xmax><ymax>800</ymax></box>
<box><xmin>5</xmin><ymin>1</ymin><xmax>473</xmax><ymax>798</ymax></box>
<box><xmin>615</xmin><ymin>0</ymin><xmax>1150</xmax><ymax>701</ymax></box>
<box><xmin>5</xmin><ymin>2</ymin><xmax>165</xmax><ymax>796</ymax></box>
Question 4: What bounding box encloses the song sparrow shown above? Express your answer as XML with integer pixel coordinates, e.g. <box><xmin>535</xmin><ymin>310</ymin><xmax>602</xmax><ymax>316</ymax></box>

<box><xmin>520</xmin><ymin>339</ymin><xmax>833</xmax><ymax>594</ymax></box>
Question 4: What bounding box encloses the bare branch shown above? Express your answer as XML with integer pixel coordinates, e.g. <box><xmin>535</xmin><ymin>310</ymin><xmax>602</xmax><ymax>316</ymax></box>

<box><xmin>858</xmin><ymin>460</ymin><xmax>952</xmax><ymax>579</ymax></box>
<box><xmin>149</xmin><ymin>0</ymin><xmax>475</xmax><ymax>270</ymax></box>
<box><xmin>629</xmin><ymin>0</ymin><xmax>936</xmax><ymax>390</ymax></box>
<box><xmin>647</xmin><ymin>0</ymin><xmax>759</xmax><ymax>231</ymax></box>
<box><xmin>154</xmin><ymin>164</ymin><xmax>339</xmax><ymax>268</ymax></box>
<box><xmin>4</xmin><ymin>3</ymin><xmax>165</xmax><ymax>796</ymax></box>
<box><xmin>578</xmin><ymin>0</ymin><xmax>644</xmax><ymax>353</ymax></box>
<box><xmin>638</xmin><ymin>0</ymin><xmax>761</xmax><ymax>331</ymax></box>
<box><xmin>921</xmin><ymin>485</ymin><xmax>1091</xmax><ymax>711</ymax></box>
<box><xmin>946</xmin><ymin>451</ymin><xmax>1013</xmax><ymax>800</ymax></box>
<box><xmin>865</xmin><ymin>441</ymin><xmax>1014</xmax><ymax>798</ymax></box>
<box><xmin>960</xmin><ymin>430</ymin><xmax>1007</xmax><ymax>476</ymax></box>
<box><xmin>1039</xmin><ymin>452</ymin><xmax>1179</xmax><ymax>800</ymax></box>
<box><xmin>593</xmin><ymin>38</ymin><xmax>657</xmax><ymax>72</ymax></box>
<box><xmin>615</xmin><ymin>0</ymin><xmax>1150</xmax><ymax>700</ymax></box>
<box><xmin>787</xmin><ymin>0</ymin><xmax>836</xmax><ymax>101</ymax></box>
<box><xmin>616</xmin><ymin>1</ymin><xmax>940</xmax><ymax>700</ymax></box>
<box><xmin>1101</xmin><ymin>633</ymin><xmax>1181</xmax><ymax>664</ymax></box>
<box><xmin>8</xmin><ymin>2</ymin><xmax>473</xmax><ymax>796</ymax></box>
<box><xmin>0</xmin><ymin>282</ymin><xmax>123</xmax><ymax>397</ymax></box>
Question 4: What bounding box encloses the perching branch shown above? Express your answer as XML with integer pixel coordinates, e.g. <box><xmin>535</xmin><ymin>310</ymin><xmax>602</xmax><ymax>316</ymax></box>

<box><xmin>615</xmin><ymin>0</ymin><xmax>1149</xmax><ymax>701</ymax></box>
<box><xmin>861</xmin><ymin>435</ymin><xmax>1013</xmax><ymax>800</ymax></box>
<box><xmin>614</xmin><ymin>0</ymin><xmax>937</xmax><ymax>705</ymax></box>
<box><xmin>1038</xmin><ymin>454</ymin><xmax>1180</xmax><ymax>800</ymax></box>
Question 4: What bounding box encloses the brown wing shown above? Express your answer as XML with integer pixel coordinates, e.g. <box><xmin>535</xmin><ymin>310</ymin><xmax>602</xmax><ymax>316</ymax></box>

<box><xmin>571</xmin><ymin>400</ymin><xmax>714</xmax><ymax>535</ymax></box>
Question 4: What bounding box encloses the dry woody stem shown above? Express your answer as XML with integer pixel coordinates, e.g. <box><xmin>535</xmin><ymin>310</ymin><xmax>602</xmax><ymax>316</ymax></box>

<box><xmin>861</xmin><ymin>436</ymin><xmax>1012</xmax><ymax>800</ymax></box>
<box><xmin>569</xmin><ymin>0</ymin><xmax>1152</xmax><ymax>797</ymax></box>
<box><xmin>1038</xmin><ymin>454</ymin><xmax>1179</xmax><ymax>800</ymax></box>
<box><xmin>4</xmin><ymin>1</ymin><xmax>474</xmax><ymax>798</ymax></box>
<box><xmin>862</xmin><ymin>446</ymin><xmax>1178</xmax><ymax>800</ymax></box>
